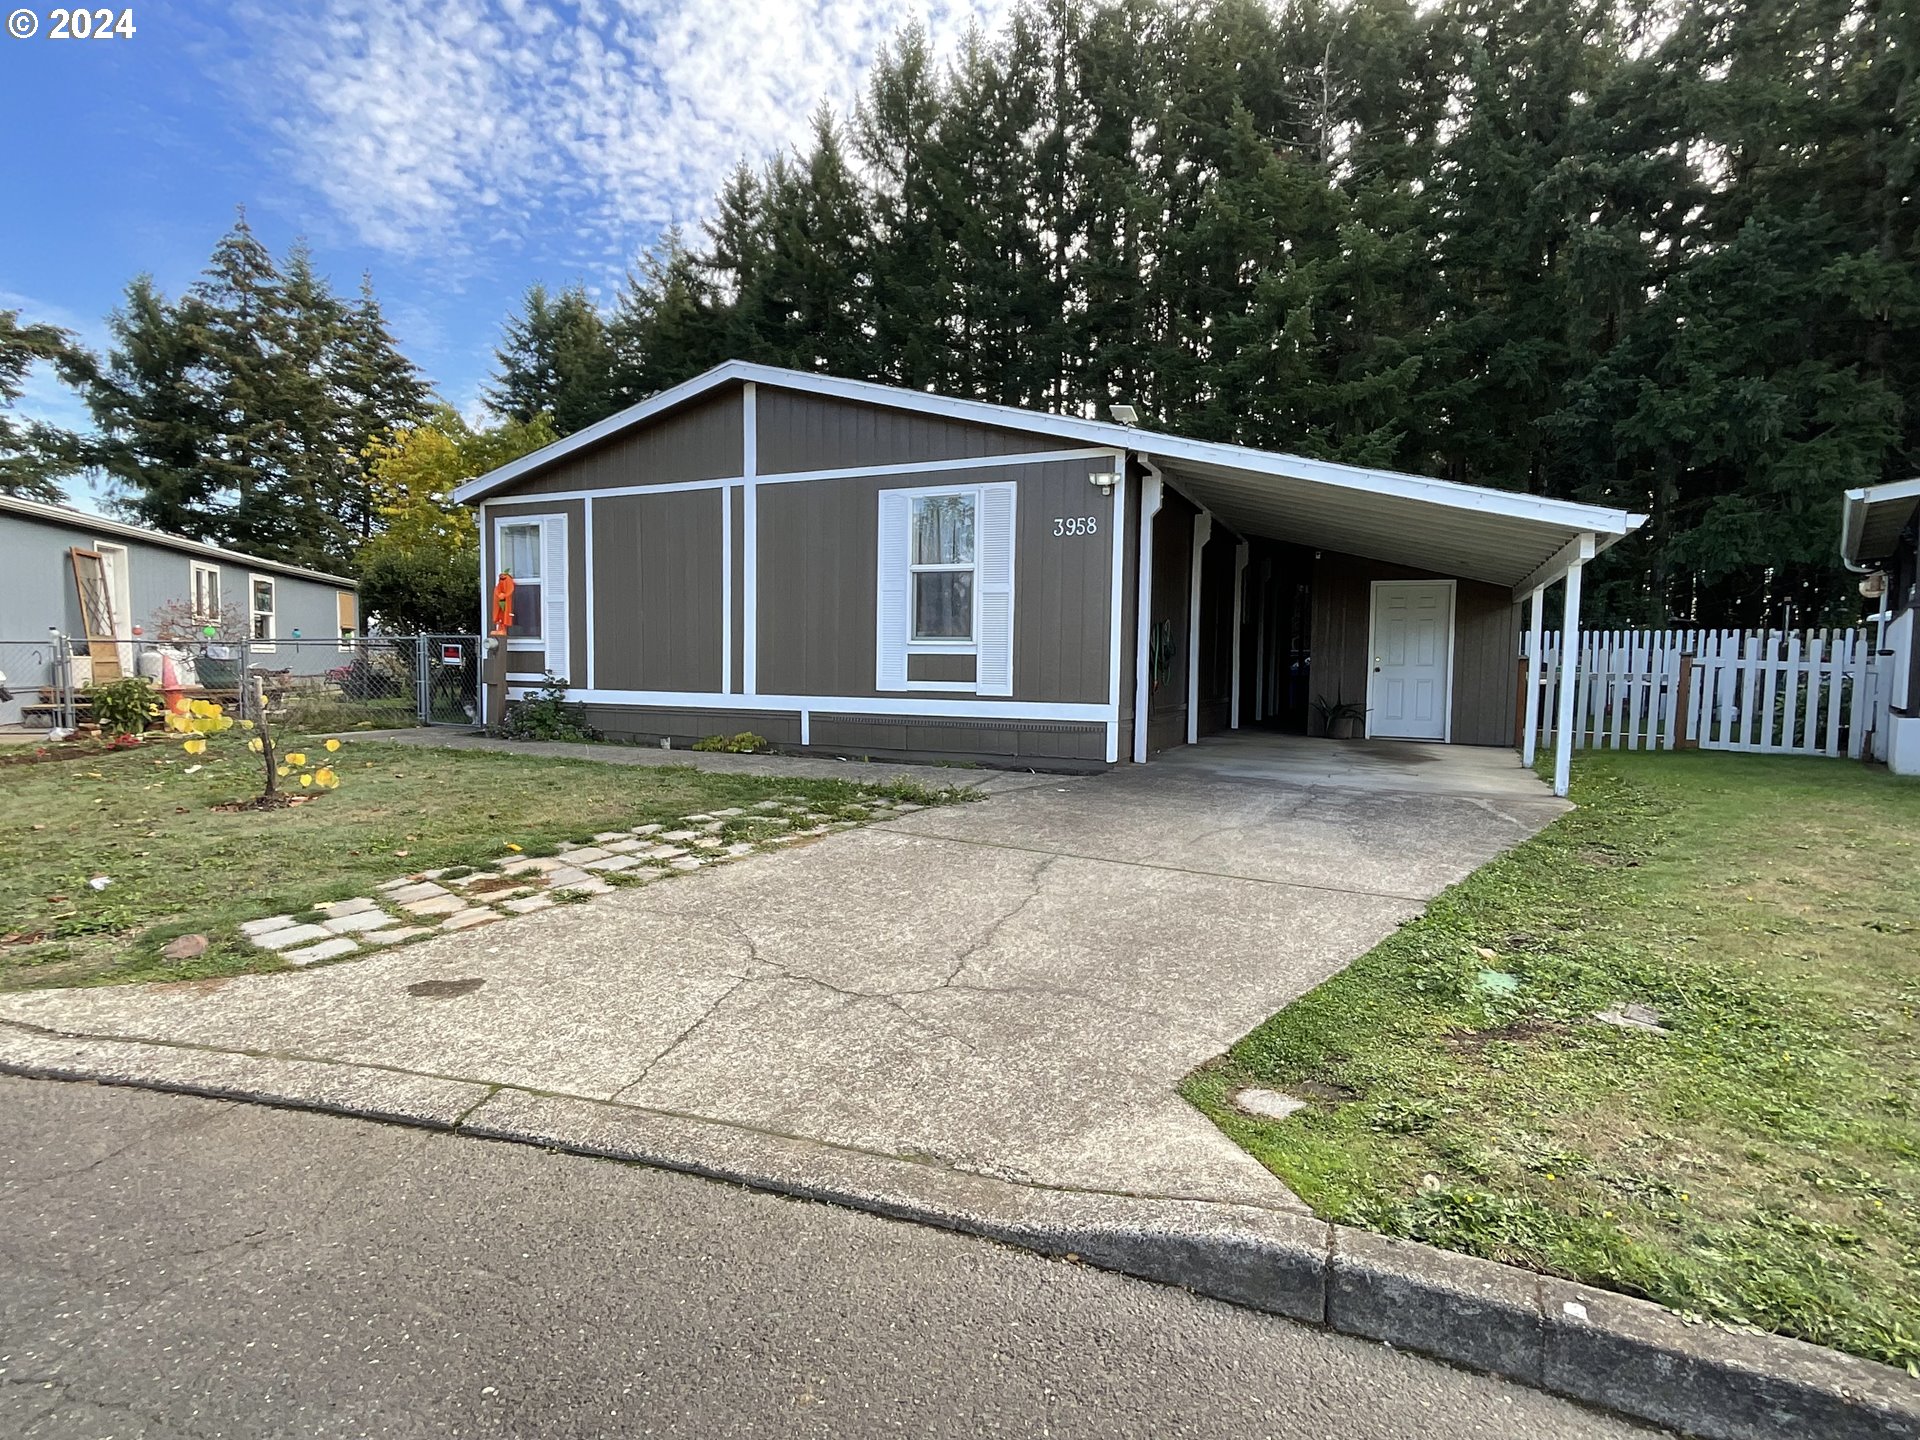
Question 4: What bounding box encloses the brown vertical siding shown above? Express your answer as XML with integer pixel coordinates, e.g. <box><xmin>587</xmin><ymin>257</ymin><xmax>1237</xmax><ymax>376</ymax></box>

<box><xmin>908</xmin><ymin>653</ymin><xmax>977</xmax><ymax>683</ymax></box>
<box><xmin>754</xmin><ymin>458</ymin><xmax>1115</xmax><ymax>704</ymax></box>
<box><xmin>1195</xmin><ymin>530</ymin><xmax>1238</xmax><ymax>737</ymax></box>
<box><xmin>1146</xmin><ymin>496</ymin><xmax>1195</xmax><ymax>754</ymax></box>
<box><xmin>755</xmin><ymin>389</ymin><xmax>1071</xmax><ymax>474</ymax></box>
<box><xmin>1310</xmin><ymin>550</ymin><xmax>1520</xmax><ymax>746</ymax></box>
<box><xmin>484</xmin><ymin>498</ymin><xmax>586</xmax><ymax>683</ymax></box>
<box><xmin>591</xmin><ymin>490</ymin><xmax>725</xmax><ymax>692</ymax></box>
<box><xmin>502</xmin><ymin>389</ymin><xmax>743</xmax><ymax>497</ymax></box>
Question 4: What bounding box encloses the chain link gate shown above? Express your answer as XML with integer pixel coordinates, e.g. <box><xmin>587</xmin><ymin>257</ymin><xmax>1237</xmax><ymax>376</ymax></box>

<box><xmin>415</xmin><ymin>635</ymin><xmax>481</xmax><ymax>726</ymax></box>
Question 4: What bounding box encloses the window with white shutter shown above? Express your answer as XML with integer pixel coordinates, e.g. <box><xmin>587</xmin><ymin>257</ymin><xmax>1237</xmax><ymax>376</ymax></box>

<box><xmin>876</xmin><ymin>482</ymin><xmax>1016</xmax><ymax>695</ymax></box>
<box><xmin>495</xmin><ymin>515</ymin><xmax>570</xmax><ymax>682</ymax></box>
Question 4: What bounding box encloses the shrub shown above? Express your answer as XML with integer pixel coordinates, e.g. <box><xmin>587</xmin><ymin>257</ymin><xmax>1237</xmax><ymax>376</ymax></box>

<box><xmin>500</xmin><ymin>674</ymin><xmax>597</xmax><ymax>743</ymax></box>
<box><xmin>692</xmin><ymin>731</ymin><xmax>771</xmax><ymax>754</ymax></box>
<box><xmin>87</xmin><ymin>675</ymin><xmax>161</xmax><ymax>736</ymax></box>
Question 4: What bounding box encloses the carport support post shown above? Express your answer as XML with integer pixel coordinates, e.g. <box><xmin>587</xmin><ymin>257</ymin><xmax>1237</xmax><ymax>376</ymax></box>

<box><xmin>1552</xmin><ymin>561</ymin><xmax>1585</xmax><ymax>798</ymax></box>
<box><xmin>1132</xmin><ymin>464</ymin><xmax>1165</xmax><ymax>764</ymax></box>
<box><xmin>1521</xmin><ymin>584</ymin><xmax>1545</xmax><ymax>767</ymax></box>
<box><xmin>1186</xmin><ymin>512</ymin><xmax>1212</xmax><ymax>745</ymax></box>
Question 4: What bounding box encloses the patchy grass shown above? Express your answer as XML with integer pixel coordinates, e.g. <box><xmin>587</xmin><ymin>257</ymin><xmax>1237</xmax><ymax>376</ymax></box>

<box><xmin>1186</xmin><ymin>751</ymin><xmax>1920</xmax><ymax>1371</ymax></box>
<box><xmin>0</xmin><ymin>738</ymin><xmax>970</xmax><ymax>992</ymax></box>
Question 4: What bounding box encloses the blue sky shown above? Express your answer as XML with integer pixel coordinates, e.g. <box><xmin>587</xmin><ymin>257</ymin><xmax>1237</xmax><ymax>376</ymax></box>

<box><xmin>1</xmin><ymin>0</ymin><xmax>1011</xmax><ymax>514</ymax></box>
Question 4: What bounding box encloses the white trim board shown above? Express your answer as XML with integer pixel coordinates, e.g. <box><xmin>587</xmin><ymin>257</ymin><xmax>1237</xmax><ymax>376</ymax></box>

<box><xmin>506</xmin><ymin>688</ymin><xmax>1114</xmax><ymax>724</ymax></box>
<box><xmin>1363</xmin><ymin>578</ymin><xmax>1456</xmax><ymax>743</ymax></box>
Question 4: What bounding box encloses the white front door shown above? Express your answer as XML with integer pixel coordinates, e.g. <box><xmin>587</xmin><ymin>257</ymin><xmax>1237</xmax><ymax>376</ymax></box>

<box><xmin>1369</xmin><ymin>581</ymin><xmax>1454</xmax><ymax>741</ymax></box>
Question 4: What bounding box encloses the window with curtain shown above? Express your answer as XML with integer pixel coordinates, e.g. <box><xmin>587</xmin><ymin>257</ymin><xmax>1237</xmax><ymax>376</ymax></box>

<box><xmin>910</xmin><ymin>493</ymin><xmax>975</xmax><ymax>641</ymax></box>
<box><xmin>500</xmin><ymin>522</ymin><xmax>544</xmax><ymax>640</ymax></box>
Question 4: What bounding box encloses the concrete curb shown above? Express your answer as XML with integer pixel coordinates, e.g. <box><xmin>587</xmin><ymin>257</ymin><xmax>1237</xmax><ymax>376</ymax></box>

<box><xmin>4</xmin><ymin>1028</ymin><xmax>1916</xmax><ymax>1440</ymax></box>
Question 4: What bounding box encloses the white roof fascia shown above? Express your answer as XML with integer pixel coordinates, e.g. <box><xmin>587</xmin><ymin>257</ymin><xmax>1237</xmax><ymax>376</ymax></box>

<box><xmin>1514</xmin><ymin>532</ymin><xmax>1599</xmax><ymax>598</ymax></box>
<box><xmin>1841</xmin><ymin>476</ymin><xmax>1920</xmax><ymax>566</ymax></box>
<box><xmin>454</xmin><ymin>361</ymin><xmax>1646</xmax><ymax>539</ymax></box>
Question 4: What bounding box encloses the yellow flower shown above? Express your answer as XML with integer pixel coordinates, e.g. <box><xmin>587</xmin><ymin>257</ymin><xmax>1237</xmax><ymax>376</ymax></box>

<box><xmin>324</xmin><ymin>738</ymin><xmax>341</xmax><ymax>752</ymax></box>
<box><xmin>247</xmin><ymin>738</ymin><xmax>264</xmax><ymax>753</ymax></box>
<box><xmin>182</xmin><ymin>738</ymin><xmax>207</xmax><ymax>755</ymax></box>
<box><xmin>286</xmin><ymin>752</ymin><xmax>306</xmax><ymax>767</ymax></box>
<box><xmin>314</xmin><ymin>767</ymin><xmax>337</xmax><ymax>789</ymax></box>
<box><xmin>299</xmin><ymin>773</ymin><xmax>314</xmax><ymax>788</ymax></box>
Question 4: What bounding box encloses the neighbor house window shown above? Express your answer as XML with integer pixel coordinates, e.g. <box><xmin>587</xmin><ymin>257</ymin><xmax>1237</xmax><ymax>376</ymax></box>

<box><xmin>190</xmin><ymin>561</ymin><xmax>221</xmax><ymax>623</ymax></box>
<box><xmin>249</xmin><ymin>575</ymin><xmax>276</xmax><ymax>649</ymax></box>
<box><xmin>499</xmin><ymin>521</ymin><xmax>544</xmax><ymax>641</ymax></box>
<box><xmin>910</xmin><ymin>493</ymin><xmax>976</xmax><ymax>642</ymax></box>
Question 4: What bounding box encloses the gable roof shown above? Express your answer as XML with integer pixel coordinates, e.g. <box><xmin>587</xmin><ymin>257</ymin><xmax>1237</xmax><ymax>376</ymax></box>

<box><xmin>454</xmin><ymin>360</ymin><xmax>1645</xmax><ymax>594</ymax></box>
<box><xmin>0</xmin><ymin>493</ymin><xmax>356</xmax><ymax>587</ymax></box>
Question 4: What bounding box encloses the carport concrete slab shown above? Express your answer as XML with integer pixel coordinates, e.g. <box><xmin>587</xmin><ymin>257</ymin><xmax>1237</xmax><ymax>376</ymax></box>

<box><xmin>0</xmin><ymin>734</ymin><xmax>1562</xmax><ymax>1213</ymax></box>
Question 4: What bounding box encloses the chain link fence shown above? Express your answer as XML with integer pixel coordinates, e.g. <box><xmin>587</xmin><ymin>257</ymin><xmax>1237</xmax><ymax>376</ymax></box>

<box><xmin>0</xmin><ymin>634</ymin><xmax>480</xmax><ymax>737</ymax></box>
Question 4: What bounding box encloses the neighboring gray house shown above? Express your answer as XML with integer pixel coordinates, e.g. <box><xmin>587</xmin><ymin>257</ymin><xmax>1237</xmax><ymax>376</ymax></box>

<box><xmin>456</xmin><ymin>362</ymin><xmax>1644</xmax><ymax>795</ymax></box>
<box><xmin>0</xmin><ymin>494</ymin><xmax>357</xmax><ymax>726</ymax></box>
<box><xmin>1840</xmin><ymin>476</ymin><xmax>1920</xmax><ymax>775</ymax></box>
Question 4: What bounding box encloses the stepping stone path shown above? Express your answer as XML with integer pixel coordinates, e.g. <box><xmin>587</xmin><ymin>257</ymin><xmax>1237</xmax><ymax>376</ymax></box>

<box><xmin>234</xmin><ymin>794</ymin><xmax>919</xmax><ymax>969</ymax></box>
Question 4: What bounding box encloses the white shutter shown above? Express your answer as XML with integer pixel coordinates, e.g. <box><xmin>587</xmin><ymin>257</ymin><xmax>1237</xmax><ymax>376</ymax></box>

<box><xmin>977</xmin><ymin>482</ymin><xmax>1016</xmax><ymax>696</ymax></box>
<box><xmin>876</xmin><ymin>491</ymin><xmax>911</xmax><ymax>691</ymax></box>
<box><xmin>542</xmin><ymin>516</ymin><xmax>570</xmax><ymax>681</ymax></box>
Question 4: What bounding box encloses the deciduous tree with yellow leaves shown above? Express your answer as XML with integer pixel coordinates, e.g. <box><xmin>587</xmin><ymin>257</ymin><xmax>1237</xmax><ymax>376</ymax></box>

<box><xmin>167</xmin><ymin>698</ymin><xmax>341</xmax><ymax>809</ymax></box>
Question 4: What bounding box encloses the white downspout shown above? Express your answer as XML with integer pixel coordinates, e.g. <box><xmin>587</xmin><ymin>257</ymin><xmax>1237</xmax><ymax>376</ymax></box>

<box><xmin>1186</xmin><ymin>512</ymin><xmax>1213</xmax><ymax>745</ymax></box>
<box><xmin>1521</xmin><ymin>584</ymin><xmax>1545</xmax><ymax>767</ymax></box>
<box><xmin>1132</xmin><ymin>460</ymin><xmax>1165</xmax><ymax>764</ymax></box>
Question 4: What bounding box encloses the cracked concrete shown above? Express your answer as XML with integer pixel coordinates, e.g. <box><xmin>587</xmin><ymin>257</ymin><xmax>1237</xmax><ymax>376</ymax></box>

<box><xmin>0</xmin><ymin>733</ymin><xmax>1565</xmax><ymax>1213</ymax></box>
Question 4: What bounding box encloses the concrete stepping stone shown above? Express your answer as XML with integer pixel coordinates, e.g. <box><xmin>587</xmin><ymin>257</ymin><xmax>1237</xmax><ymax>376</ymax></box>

<box><xmin>387</xmin><ymin>881</ymin><xmax>451</xmax><ymax>905</ymax></box>
<box><xmin>721</xmin><ymin>842</ymin><xmax>755</xmax><ymax>857</ymax></box>
<box><xmin>324</xmin><ymin>909</ymin><xmax>402</xmax><ymax>935</ymax></box>
<box><xmin>543</xmin><ymin>865</ymin><xmax>593</xmax><ymax>888</ymax></box>
<box><xmin>401</xmin><ymin>893</ymin><xmax>467</xmax><ymax>918</ymax></box>
<box><xmin>585</xmin><ymin>855</ymin><xmax>640</xmax><ymax>872</ymax></box>
<box><xmin>659</xmin><ymin>829</ymin><xmax>699</xmax><ymax>843</ymax></box>
<box><xmin>317</xmin><ymin>896</ymin><xmax>381</xmax><ymax>918</ymax></box>
<box><xmin>644</xmin><ymin>845</ymin><xmax>687</xmax><ymax>860</ymax></box>
<box><xmin>711</xmin><ymin>807</ymin><xmax>747</xmax><ymax>818</ymax></box>
<box><xmin>556</xmin><ymin>846</ymin><xmax>613</xmax><ymax>865</ymax></box>
<box><xmin>501</xmin><ymin>895</ymin><xmax>555</xmax><ymax>915</ymax></box>
<box><xmin>240</xmin><ymin>915</ymin><xmax>295</xmax><ymax>938</ymax></box>
<box><xmin>680</xmin><ymin>814</ymin><xmax>714</xmax><ymax>823</ymax></box>
<box><xmin>552</xmin><ymin>877</ymin><xmax>615</xmax><ymax>895</ymax></box>
<box><xmin>601</xmin><ymin>839</ymin><xmax>646</xmax><ymax>853</ymax></box>
<box><xmin>252</xmin><ymin>923</ymin><xmax>332</xmax><ymax>951</ymax></box>
<box><xmin>592</xmin><ymin>831</ymin><xmax>629</xmax><ymax>843</ymax></box>
<box><xmin>667</xmin><ymin>857</ymin><xmax>705</xmax><ymax>872</ymax></box>
<box><xmin>283</xmin><ymin>937</ymin><xmax>359</xmax><ymax>965</ymax></box>
<box><xmin>630</xmin><ymin>824</ymin><xmax>664</xmax><ymax>837</ymax></box>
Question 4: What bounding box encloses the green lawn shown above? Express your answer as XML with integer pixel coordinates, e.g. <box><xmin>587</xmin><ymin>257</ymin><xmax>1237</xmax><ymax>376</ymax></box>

<box><xmin>0</xmin><ymin>738</ymin><xmax>964</xmax><ymax>992</ymax></box>
<box><xmin>1185</xmin><ymin>750</ymin><xmax>1920</xmax><ymax>1371</ymax></box>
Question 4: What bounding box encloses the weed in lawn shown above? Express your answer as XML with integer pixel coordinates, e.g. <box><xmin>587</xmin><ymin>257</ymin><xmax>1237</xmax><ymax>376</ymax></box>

<box><xmin>1185</xmin><ymin>751</ymin><xmax>1920</xmax><ymax>1370</ymax></box>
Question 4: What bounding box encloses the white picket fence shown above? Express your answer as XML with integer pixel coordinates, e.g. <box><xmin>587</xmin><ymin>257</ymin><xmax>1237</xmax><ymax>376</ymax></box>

<box><xmin>1527</xmin><ymin>628</ymin><xmax>1891</xmax><ymax>759</ymax></box>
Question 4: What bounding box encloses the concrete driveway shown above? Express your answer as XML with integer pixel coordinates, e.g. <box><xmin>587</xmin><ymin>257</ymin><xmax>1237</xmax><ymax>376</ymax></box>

<box><xmin>0</xmin><ymin>735</ymin><xmax>1565</xmax><ymax>1212</ymax></box>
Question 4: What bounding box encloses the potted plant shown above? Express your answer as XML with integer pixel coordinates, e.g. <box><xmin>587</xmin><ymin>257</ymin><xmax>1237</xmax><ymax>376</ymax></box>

<box><xmin>1310</xmin><ymin>692</ymin><xmax>1367</xmax><ymax>740</ymax></box>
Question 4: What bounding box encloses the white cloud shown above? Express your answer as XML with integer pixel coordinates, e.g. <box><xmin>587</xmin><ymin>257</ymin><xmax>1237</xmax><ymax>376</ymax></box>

<box><xmin>230</xmin><ymin>0</ymin><xmax>1014</xmax><ymax>265</ymax></box>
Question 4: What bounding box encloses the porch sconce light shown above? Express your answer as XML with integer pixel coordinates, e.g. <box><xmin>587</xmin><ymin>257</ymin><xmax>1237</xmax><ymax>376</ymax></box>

<box><xmin>1088</xmin><ymin>469</ymin><xmax>1122</xmax><ymax>495</ymax></box>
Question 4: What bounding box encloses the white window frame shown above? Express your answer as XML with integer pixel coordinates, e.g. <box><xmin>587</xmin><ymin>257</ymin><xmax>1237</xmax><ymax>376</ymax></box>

<box><xmin>906</xmin><ymin>489</ymin><xmax>981</xmax><ymax>653</ymax></box>
<box><xmin>190</xmin><ymin>561</ymin><xmax>222</xmax><ymax>626</ymax></box>
<box><xmin>248</xmin><ymin>574</ymin><xmax>276</xmax><ymax>652</ymax></box>
<box><xmin>493</xmin><ymin>513</ymin><xmax>570</xmax><ymax>682</ymax></box>
<box><xmin>877</xmin><ymin>480</ymin><xmax>1015</xmax><ymax>696</ymax></box>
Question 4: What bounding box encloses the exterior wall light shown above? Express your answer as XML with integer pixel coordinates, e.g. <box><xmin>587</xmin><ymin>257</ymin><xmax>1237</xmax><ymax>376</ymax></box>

<box><xmin>1088</xmin><ymin>469</ymin><xmax>1122</xmax><ymax>495</ymax></box>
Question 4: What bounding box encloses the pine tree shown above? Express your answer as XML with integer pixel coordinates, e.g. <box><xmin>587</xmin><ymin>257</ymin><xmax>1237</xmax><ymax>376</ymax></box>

<box><xmin>484</xmin><ymin>283</ymin><xmax>617</xmax><ymax>436</ymax></box>
<box><xmin>0</xmin><ymin>309</ymin><xmax>91</xmax><ymax>503</ymax></box>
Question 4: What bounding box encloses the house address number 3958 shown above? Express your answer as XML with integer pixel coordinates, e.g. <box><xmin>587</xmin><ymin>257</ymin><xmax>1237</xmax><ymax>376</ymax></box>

<box><xmin>1051</xmin><ymin>516</ymin><xmax>1099</xmax><ymax>537</ymax></box>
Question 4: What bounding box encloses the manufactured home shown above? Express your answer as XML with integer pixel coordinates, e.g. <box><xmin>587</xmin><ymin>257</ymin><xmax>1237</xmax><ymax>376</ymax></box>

<box><xmin>456</xmin><ymin>363</ymin><xmax>1644</xmax><ymax>794</ymax></box>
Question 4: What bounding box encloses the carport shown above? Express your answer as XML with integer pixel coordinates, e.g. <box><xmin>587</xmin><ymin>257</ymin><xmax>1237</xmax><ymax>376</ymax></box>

<box><xmin>1125</xmin><ymin>440</ymin><xmax>1645</xmax><ymax>797</ymax></box>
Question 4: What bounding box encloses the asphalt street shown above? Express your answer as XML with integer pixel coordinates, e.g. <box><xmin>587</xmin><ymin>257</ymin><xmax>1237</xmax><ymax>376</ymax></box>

<box><xmin>0</xmin><ymin>1076</ymin><xmax>1658</xmax><ymax>1439</ymax></box>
